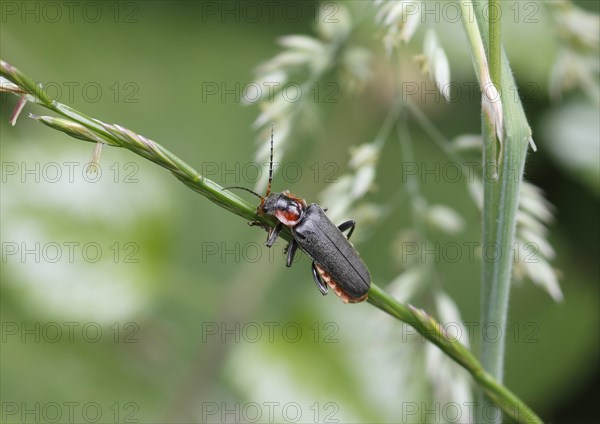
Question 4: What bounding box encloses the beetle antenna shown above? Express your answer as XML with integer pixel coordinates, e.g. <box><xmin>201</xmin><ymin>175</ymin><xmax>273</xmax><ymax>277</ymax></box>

<box><xmin>265</xmin><ymin>123</ymin><xmax>274</xmax><ymax>197</ymax></box>
<box><xmin>223</xmin><ymin>186</ymin><xmax>264</xmax><ymax>200</ymax></box>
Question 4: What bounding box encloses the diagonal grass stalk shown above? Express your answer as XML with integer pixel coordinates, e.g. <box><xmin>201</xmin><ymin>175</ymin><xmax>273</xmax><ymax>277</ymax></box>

<box><xmin>1</xmin><ymin>59</ymin><xmax>541</xmax><ymax>424</ymax></box>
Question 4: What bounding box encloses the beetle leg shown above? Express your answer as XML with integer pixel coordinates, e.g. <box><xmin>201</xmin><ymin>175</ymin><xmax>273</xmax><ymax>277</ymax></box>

<box><xmin>249</xmin><ymin>221</ymin><xmax>270</xmax><ymax>232</ymax></box>
<box><xmin>311</xmin><ymin>262</ymin><xmax>329</xmax><ymax>295</ymax></box>
<box><xmin>266</xmin><ymin>222</ymin><xmax>283</xmax><ymax>247</ymax></box>
<box><xmin>337</xmin><ymin>220</ymin><xmax>356</xmax><ymax>240</ymax></box>
<box><xmin>286</xmin><ymin>239</ymin><xmax>299</xmax><ymax>267</ymax></box>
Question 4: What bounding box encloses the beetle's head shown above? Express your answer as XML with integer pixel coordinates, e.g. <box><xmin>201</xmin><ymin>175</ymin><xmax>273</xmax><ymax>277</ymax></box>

<box><xmin>223</xmin><ymin>126</ymin><xmax>307</xmax><ymax>227</ymax></box>
<box><xmin>260</xmin><ymin>191</ymin><xmax>307</xmax><ymax>227</ymax></box>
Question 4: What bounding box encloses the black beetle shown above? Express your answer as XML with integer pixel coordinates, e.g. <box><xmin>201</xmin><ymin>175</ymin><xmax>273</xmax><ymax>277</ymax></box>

<box><xmin>226</xmin><ymin>129</ymin><xmax>371</xmax><ymax>303</ymax></box>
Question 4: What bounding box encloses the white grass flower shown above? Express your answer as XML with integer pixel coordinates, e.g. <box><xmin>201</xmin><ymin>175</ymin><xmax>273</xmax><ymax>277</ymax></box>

<box><xmin>388</xmin><ymin>267</ymin><xmax>426</xmax><ymax>304</ymax></box>
<box><xmin>451</xmin><ymin>134</ymin><xmax>482</xmax><ymax>152</ymax></box>
<box><xmin>546</xmin><ymin>1</ymin><xmax>599</xmax><ymax>103</ymax></box>
<box><xmin>252</xmin><ymin>95</ymin><xmax>294</xmax><ymax>129</ymax></box>
<box><xmin>349</xmin><ymin>142</ymin><xmax>380</xmax><ymax>169</ymax></box>
<box><xmin>341</xmin><ymin>46</ymin><xmax>372</xmax><ymax>92</ymax></box>
<box><xmin>318</xmin><ymin>175</ymin><xmax>355</xmax><ymax>222</ymax></box>
<box><xmin>352</xmin><ymin>166</ymin><xmax>376</xmax><ymax>199</ymax></box>
<box><xmin>316</xmin><ymin>2</ymin><xmax>352</xmax><ymax>41</ymax></box>
<box><xmin>549</xmin><ymin>49</ymin><xmax>600</xmax><ymax>105</ymax></box>
<box><xmin>348</xmin><ymin>142</ymin><xmax>380</xmax><ymax>198</ymax></box>
<box><xmin>415</xmin><ymin>29</ymin><xmax>452</xmax><ymax>101</ymax></box>
<box><xmin>549</xmin><ymin>1</ymin><xmax>600</xmax><ymax>51</ymax></box>
<box><xmin>242</xmin><ymin>71</ymin><xmax>288</xmax><ymax>105</ymax></box>
<box><xmin>426</xmin><ymin>204</ymin><xmax>466</xmax><ymax>235</ymax></box>
<box><xmin>278</xmin><ymin>35</ymin><xmax>325</xmax><ymax>53</ymax></box>
<box><xmin>375</xmin><ymin>0</ymin><xmax>422</xmax><ymax>53</ymax></box>
<box><xmin>467</xmin><ymin>178</ymin><xmax>484</xmax><ymax>210</ymax></box>
<box><xmin>513</xmin><ymin>183</ymin><xmax>562</xmax><ymax>301</ymax></box>
<box><xmin>468</xmin><ymin>177</ymin><xmax>561</xmax><ymax>301</ymax></box>
<box><xmin>519</xmin><ymin>183</ymin><xmax>554</xmax><ymax>224</ymax></box>
<box><xmin>518</xmin><ymin>248</ymin><xmax>563</xmax><ymax>302</ymax></box>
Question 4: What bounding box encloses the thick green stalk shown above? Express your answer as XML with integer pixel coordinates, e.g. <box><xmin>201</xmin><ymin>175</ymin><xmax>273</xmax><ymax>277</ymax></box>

<box><xmin>1</xmin><ymin>59</ymin><xmax>540</xmax><ymax>424</ymax></box>
<box><xmin>456</xmin><ymin>1</ymin><xmax>533</xmax><ymax>422</ymax></box>
<box><xmin>479</xmin><ymin>0</ymin><xmax>531</xmax><ymax>380</ymax></box>
<box><xmin>489</xmin><ymin>0</ymin><xmax>502</xmax><ymax>90</ymax></box>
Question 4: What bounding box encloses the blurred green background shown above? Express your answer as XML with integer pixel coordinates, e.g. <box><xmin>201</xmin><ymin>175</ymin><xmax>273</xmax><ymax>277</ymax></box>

<box><xmin>1</xmin><ymin>1</ymin><xmax>598</xmax><ymax>423</ymax></box>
